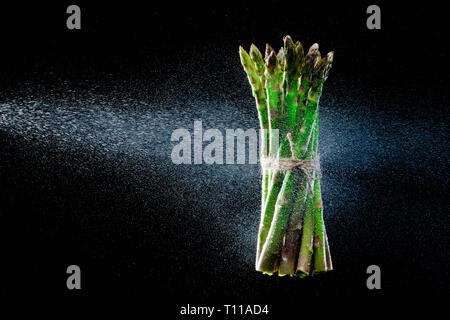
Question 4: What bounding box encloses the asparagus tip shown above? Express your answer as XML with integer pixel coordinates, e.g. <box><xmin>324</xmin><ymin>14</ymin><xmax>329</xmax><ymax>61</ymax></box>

<box><xmin>265</xmin><ymin>50</ymin><xmax>277</xmax><ymax>70</ymax></box>
<box><xmin>327</xmin><ymin>51</ymin><xmax>334</xmax><ymax>62</ymax></box>
<box><xmin>283</xmin><ymin>35</ymin><xmax>294</xmax><ymax>47</ymax></box>
<box><xmin>250</xmin><ymin>44</ymin><xmax>263</xmax><ymax>62</ymax></box>
<box><xmin>265</xmin><ymin>44</ymin><xmax>275</xmax><ymax>58</ymax></box>
<box><xmin>310</xmin><ymin>43</ymin><xmax>319</xmax><ymax>52</ymax></box>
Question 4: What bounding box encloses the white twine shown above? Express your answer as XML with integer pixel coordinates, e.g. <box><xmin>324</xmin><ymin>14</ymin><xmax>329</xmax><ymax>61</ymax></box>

<box><xmin>260</xmin><ymin>132</ymin><xmax>321</xmax><ymax>196</ymax></box>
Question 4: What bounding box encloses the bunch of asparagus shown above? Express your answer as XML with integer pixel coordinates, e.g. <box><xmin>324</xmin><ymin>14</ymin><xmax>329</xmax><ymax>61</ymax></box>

<box><xmin>239</xmin><ymin>36</ymin><xmax>333</xmax><ymax>277</ymax></box>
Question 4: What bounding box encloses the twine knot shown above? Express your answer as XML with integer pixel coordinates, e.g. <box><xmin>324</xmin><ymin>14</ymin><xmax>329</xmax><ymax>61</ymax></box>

<box><xmin>260</xmin><ymin>132</ymin><xmax>321</xmax><ymax>196</ymax></box>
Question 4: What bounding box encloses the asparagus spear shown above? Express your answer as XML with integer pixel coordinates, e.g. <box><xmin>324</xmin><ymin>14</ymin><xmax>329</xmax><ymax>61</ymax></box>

<box><xmin>278</xmin><ymin>122</ymin><xmax>316</xmax><ymax>275</ymax></box>
<box><xmin>296</xmin><ymin>53</ymin><xmax>334</xmax><ymax>276</ymax></box>
<box><xmin>255</xmin><ymin>44</ymin><xmax>288</xmax><ymax>265</ymax></box>
<box><xmin>239</xmin><ymin>46</ymin><xmax>269</xmax><ymax>200</ymax></box>
<box><xmin>239</xmin><ymin>46</ymin><xmax>273</xmax><ymax>265</ymax></box>
<box><xmin>324</xmin><ymin>226</ymin><xmax>333</xmax><ymax>271</ymax></box>
<box><xmin>312</xmin><ymin>180</ymin><xmax>327</xmax><ymax>273</ymax></box>
<box><xmin>249</xmin><ymin>44</ymin><xmax>271</xmax><ymax>208</ymax></box>
<box><xmin>311</xmin><ymin>110</ymin><xmax>334</xmax><ymax>273</ymax></box>
<box><xmin>296</xmin><ymin>190</ymin><xmax>315</xmax><ymax>276</ymax></box>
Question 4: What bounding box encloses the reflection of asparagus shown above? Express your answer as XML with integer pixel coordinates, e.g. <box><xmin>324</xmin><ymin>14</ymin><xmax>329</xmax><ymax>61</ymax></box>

<box><xmin>239</xmin><ymin>36</ymin><xmax>334</xmax><ymax>277</ymax></box>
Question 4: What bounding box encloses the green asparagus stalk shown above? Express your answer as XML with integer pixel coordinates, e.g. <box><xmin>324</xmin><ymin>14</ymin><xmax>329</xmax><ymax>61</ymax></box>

<box><xmin>312</xmin><ymin>182</ymin><xmax>327</xmax><ymax>273</ymax></box>
<box><xmin>308</xmin><ymin>112</ymin><xmax>325</xmax><ymax>273</ymax></box>
<box><xmin>296</xmin><ymin>190</ymin><xmax>315</xmax><ymax>276</ymax></box>
<box><xmin>296</xmin><ymin>54</ymin><xmax>333</xmax><ymax>276</ymax></box>
<box><xmin>239</xmin><ymin>45</ymin><xmax>269</xmax><ymax>200</ymax></box>
<box><xmin>249</xmin><ymin>44</ymin><xmax>270</xmax><ymax>207</ymax></box>
<box><xmin>255</xmin><ymin>44</ymin><xmax>289</xmax><ymax>264</ymax></box>
<box><xmin>239</xmin><ymin>45</ymin><xmax>272</xmax><ymax>264</ymax></box>
<box><xmin>296</xmin><ymin>53</ymin><xmax>333</xmax><ymax>276</ymax></box>
<box><xmin>311</xmin><ymin>114</ymin><xmax>333</xmax><ymax>273</ymax></box>
<box><xmin>278</xmin><ymin>185</ymin><xmax>306</xmax><ymax>275</ymax></box>
<box><xmin>278</xmin><ymin>122</ymin><xmax>316</xmax><ymax>275</ymax></box>
<box><xmin>324</xmin><ymin>226</ymin><xmax>333</xmax><ymax>271</ymax></box>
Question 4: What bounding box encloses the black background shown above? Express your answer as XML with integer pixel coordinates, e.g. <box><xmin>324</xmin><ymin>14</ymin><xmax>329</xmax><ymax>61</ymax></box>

<box><xmin>0</xmin><ymin>0</ymin><xmax>448</xmax><ymax>311</ymax></box>
<box><xmin>2</xmin><ymin>2</ymin><xmax>448</xmax><ymax>87</ymax></box>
